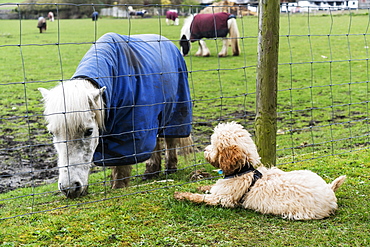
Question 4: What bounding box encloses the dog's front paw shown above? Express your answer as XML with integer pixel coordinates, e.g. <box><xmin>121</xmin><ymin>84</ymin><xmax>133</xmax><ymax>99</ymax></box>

<box><xmin>174</xmin><ymin>191</ymin><xmax>191</xmax><ymax>200</ymax></box>
<box><xmin>197</xmin><ymin>185</ymin><xmax>212</xmax><ymax>193</ymax></box>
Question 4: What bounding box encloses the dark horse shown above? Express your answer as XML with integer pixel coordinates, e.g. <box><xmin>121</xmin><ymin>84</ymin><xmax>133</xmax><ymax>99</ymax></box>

<box><xmin>92</xmin><ymin>11</ymin><xmax>99</xmax><ymax>21</ymax></box>
<box><xmin>37</xmin><ymin>17</ymin><xmax>47</xmax><ymax>33</ymax></box>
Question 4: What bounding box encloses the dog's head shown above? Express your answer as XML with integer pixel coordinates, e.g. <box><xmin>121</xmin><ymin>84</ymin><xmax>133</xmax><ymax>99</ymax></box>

<box><xmin>204</xmin><ymin>122</ymin><xmax>261</xmax><ymax>175</ymax></box>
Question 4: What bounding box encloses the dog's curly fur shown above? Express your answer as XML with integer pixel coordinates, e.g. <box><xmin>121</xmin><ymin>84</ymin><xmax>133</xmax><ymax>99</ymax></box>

<box><xmin>174</xmin><ymin>122</ymin><xmax>346</xmax><ymax>220</ymax></box>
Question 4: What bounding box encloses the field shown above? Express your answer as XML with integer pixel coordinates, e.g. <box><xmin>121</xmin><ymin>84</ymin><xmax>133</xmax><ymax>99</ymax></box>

<box><xmin>0</xmin><ymin>10</ymin><xmax>369</xmax><ymax>246</ymax></box>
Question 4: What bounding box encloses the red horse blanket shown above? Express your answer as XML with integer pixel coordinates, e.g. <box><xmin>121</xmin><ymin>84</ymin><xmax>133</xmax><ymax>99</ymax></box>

<box><xmin>166</xmin><ymin>11</ymin><xmax>178</xmax><ymax>21</ymax></box>
<box><xmin>190</xmin><ymin>12</ymin><xmax>232</xmax><ymax>42</ymax></box>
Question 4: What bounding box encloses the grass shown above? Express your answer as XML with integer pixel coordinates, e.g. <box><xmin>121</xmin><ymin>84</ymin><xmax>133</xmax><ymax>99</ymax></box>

<box><xmin>0</xmin><ymin>152</ymin><xmax>369</xmax><ymax>246</ymax></box>
<box><xmin>0</xmin><ymin>10</ymin><xmax>370</xmax><ymax>246</ymax></box>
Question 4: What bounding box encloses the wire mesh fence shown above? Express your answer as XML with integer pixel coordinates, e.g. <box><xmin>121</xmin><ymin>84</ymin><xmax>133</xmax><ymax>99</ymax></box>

<box><xmin>0</xmin><ymin>3</ymin><xmax>369</xmax><ymax>220</ymax></box>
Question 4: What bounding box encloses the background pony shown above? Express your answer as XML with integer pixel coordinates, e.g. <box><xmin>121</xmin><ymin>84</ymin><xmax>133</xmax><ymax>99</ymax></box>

<box><xmin>37</xmin><ymin>17</ymin><xmax>47</xmax><ymax>33</ymax></box>
<box><xmin>39</xmin><ymin>33</ymin><xmax>192</xmax><ymax>198</ymax></box>
<box><xmin>180</xmin><ymin>12</ymin><xmax>240</xmax><ymax>57</ymax></box>
<box><xmin>48</xmin><ymin>12</ymin><xmax>54</xmax><ymax>22</ymax></box>
<box><xmin>92</xmin><ymin>11</ymin><xmax>99</xmax><ymax>21</ymax></box>
<box><xmin>166</xmin><ymin>10</ymin><xmax>179</xmax><ymax>25</ymax></box>
<box><xmin>128</xmin><ymin>6</ymin><xmax>147</xmax><ymax>18</ymax></box>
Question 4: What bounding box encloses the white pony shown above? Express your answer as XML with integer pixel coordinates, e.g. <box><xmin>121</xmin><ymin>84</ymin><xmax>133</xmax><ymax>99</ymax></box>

<box><xmin>128</xmin><ymin>6</ymin><xmax>147</xmax><ymax>18</ymax></box>
<box><xmin>48</xmin><ymin>12</ymin><xmax>54</xmax><ymax>22</ymax></box>
<box><xmin>179</xmin><ymin>12</ymin><xmax>240</xmax><ymax>57</ymax></box>
<box><xmin>39</xmin><ymin>33</ymin><xmax>192</xmax><ymax>198</ymax></box>
<box><xmin>39</xmin><ymin>81</ymin><xmax>103</xmax><ymax>198</ymax></box>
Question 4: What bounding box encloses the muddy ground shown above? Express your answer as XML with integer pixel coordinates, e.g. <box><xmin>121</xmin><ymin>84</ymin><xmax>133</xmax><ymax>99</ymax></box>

<box><xmin>0</xmin><ymin>132</ymin><xmax>58</xmax><ymax>194</ymax></box>
<box><xmin>0</xmin><ymin>111</ymin><xmax>253</xmax><ymax>194</ymax></box>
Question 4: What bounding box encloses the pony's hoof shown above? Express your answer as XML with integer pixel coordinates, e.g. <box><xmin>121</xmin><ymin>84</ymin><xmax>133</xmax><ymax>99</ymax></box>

<box><xmin>142</xmin><ymin>172</ymin><xmax>160</xmax><ymax>181</ymax></box>
<box><xmin>165</xmin><ymin>168</ymin><xmax>177</xmax><ymax>174</ymax></box>
<box><xmin>111</xmin><ymin>180</ymin><xmax>129</xmax><ymax>189</ymax></box>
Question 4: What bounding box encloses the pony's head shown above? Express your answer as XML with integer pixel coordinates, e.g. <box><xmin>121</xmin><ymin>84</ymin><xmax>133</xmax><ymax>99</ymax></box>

<box><xmin>179</xmin><ymin>14</ymin><xmax>194</xmax><ymax>56</ymax></box>
<box><xmin>39</xmin><ymin>80</ymin><xmax>105</xmax><ymax>198</ymax></box>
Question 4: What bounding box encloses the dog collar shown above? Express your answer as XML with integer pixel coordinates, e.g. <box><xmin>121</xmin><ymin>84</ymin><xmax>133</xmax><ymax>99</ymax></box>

<box><xmin>224</xmin><ymin>165</ymin><xmax>261</xmax><ymax>179</ymax></box>
<box><xmin>223</xmin><ymin>166</ymin><xmax>252</xmax><ymax>179</ymax></box>
<box><xmin>224</xmin><ymin>165</ymin><xmax>262</xmax><ymax>189</ymax></box>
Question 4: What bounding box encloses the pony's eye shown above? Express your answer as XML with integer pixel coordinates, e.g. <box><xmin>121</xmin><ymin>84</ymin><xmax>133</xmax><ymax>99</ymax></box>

<box><xmin>84</xmin><ymin>128</ymin><xmax>93</xmax><ymax>137</ymax></box>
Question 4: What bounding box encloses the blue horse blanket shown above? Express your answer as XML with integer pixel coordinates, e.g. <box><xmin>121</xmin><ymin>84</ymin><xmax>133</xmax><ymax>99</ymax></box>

<box><xmin>72</xmin><ymin>33</ymin><xmax>192</xmax><ymax>166</ymax></box>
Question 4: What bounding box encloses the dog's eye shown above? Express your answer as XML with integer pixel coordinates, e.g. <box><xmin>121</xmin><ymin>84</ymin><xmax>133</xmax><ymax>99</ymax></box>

<box><xmin>84</xmin><ymin>128</ymin><xmax>93</xmax><ymax>137</ymax></box>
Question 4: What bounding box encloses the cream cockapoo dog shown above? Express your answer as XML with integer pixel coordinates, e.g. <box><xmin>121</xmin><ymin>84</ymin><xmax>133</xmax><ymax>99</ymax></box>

<box><xmin>174</xmin><ymin>122</ymin><xmax>346</xmax><ymax>220</ymax></box>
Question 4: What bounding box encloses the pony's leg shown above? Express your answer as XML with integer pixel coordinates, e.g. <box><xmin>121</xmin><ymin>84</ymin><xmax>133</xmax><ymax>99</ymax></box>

<box><xmin>218</xmin><ymin>39</ymin><xmax>229</xmax><ymax>57</ymax></box>
<box><xmin>199</xmin><ymin>40</ymin><xmax>210</xmax><ymax>57</ymax></box>
<box><xmin>143</xmin><ymin>139</ymin><xmax>162</xmax><ymax>180</ymax></box>
<box><xmin>111</xmin><ymin>165</ymin><xmax>132</xmax><ymax>189</ymax></box>
<box><xmin>194</xmin><ymin>41</ymin><xmax>203</xmax><ymax>56</ymax></box>
<box><xmin>166</xmin><ymin>18</ymin><xmax>170</xmax><ymax>25</ymax></box>
<box><xmin>164</xmin><ymin>138</ymin><xmax>178</xmax><ymax>174</ymax></box>
<box><xmin>174</xmin><ymin>18</ymin><xmax>179</xmax><ymax>26</ymax></box>
<box><xmin>228</xmin><ymin>18</ymin><xmax>241</xmax><ymax>56</ymax></box>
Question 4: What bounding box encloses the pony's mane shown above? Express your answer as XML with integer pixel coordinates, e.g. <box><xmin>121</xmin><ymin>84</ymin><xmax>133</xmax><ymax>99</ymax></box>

<box><xmin>180</xmin><ymin>14</ymin><xmax>195</xmax><ymax>39</ymax></box>
<box><xmin>43</xmin><ymin>79</ymin><xmax>105</xmax><ymax>136</ymax></box>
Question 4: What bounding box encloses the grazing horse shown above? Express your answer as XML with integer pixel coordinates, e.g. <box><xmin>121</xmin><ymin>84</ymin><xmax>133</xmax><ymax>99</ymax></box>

<box><xmin>92</xmin><ymin>11</ymin><xmax>99</xmax><ymax>21</ymax></box>
<box><xmin>166</xmin><ymin>11</ymin><xmax>179</xmax><ymax>25</ymax></box>
<box><xmin>180</xmin><ymin>12</ymin><xmax>240</xmax><ymax>57</ymax></box>
<box><xmin>128</xmin><ymin>6</ymin><xmax>147</xmax><ymax>18</ymax></box>
<box><xmin>39</xmin><ymin>33</ymin><xmax>192</xmax><ymax>198</ymax></box>
<box><xmin>37</xmin><ymin>17</ymin><xmax>47</xmax><ymax>33</ymax></box>
<box><xmin>48</xmin><ymin>12</ymin><xmax>54</xmax><ymax>22</ymax></box>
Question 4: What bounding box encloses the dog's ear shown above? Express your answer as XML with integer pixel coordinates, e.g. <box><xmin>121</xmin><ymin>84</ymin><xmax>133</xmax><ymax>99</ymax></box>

<box><xmin>218</xmin><ymin>145</ymin><xmax>245</xmax><ymax>175</ymax></box>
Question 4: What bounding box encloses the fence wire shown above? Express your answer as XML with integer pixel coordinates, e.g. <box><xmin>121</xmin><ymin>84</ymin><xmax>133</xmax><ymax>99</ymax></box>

<box><xmin>0</xmin><ymin>3</ymin><xmax>369</xmax><ymax>220</ymax></box>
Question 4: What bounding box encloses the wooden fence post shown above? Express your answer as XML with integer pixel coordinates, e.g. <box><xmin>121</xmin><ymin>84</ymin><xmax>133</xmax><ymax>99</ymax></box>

<box><xmin>255</xmin><ymin>0</ymin><xmax>280</xmax><ymax>166</ymax></box>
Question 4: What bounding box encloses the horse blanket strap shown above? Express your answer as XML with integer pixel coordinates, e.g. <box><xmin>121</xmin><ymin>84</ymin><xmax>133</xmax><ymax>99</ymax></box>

<box><xmin>72</xmin><ymin>33</ymin><xmax>192</xmax><ymax>166</ymax></box>
<box><xmin>190</xmin><ymin>12</ymin><xmax>233</xmax><ymax>42</ymax></box>
<box><xmin>166</xmin><ymin>11</ymin><xmax>178</xmax><ymax>21</ymax></box>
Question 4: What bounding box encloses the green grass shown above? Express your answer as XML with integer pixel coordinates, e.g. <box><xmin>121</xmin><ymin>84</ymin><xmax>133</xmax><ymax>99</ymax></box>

<box><xmin>1</xmin><ymin>12</ymin><xmax>370</xmax><ymax>245</ymax></box>
<box><xmin>0</xmin><ymin>151</ymin><xmax>369</xmax><ymax>246</ymax></box>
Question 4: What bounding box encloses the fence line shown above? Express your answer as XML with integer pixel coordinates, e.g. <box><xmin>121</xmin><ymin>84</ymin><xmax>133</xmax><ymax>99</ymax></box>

<box><xmin>1</xmin><ymin>3</ymin><xmax>369</xmax><ymax>220</ymax></box>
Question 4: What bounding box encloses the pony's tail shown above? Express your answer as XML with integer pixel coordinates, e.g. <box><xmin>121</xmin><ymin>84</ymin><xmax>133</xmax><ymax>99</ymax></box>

<box><xmin>178</xmin><ymin>135</ymin><xmax>194</xmax><ymax>157</ymax></box>
<box><xmin>330</xmin><ymin>175</ymin><xmax>346</xmax><ymax>192</ymax></box>
<box><xmin>228</xmin><ymin>18</ymin><xmax>240</xmax><ymax>56</ymax></box>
